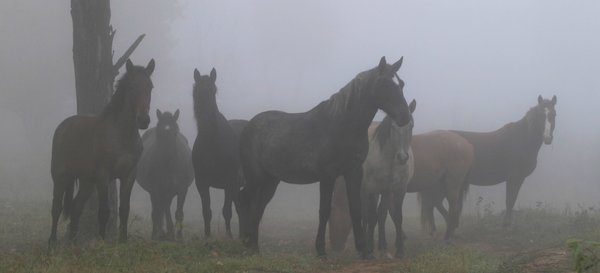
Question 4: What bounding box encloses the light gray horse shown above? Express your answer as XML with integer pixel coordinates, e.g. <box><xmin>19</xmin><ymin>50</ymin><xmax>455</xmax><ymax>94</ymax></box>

<box><xmin>330</xmin><ymin>99</ymin><xmax>416</xmax><ymax>258</ymax></box>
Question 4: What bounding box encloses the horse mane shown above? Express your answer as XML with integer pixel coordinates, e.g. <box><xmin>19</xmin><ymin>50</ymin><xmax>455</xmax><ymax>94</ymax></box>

<box><xmin>102</xmin><ymin>66</ymin><xmax>146</xmax><ymax>118</ymax></box>
<box><xmin>326</xmin><ymin>68</ymin><xmax>377</xmax><ymax>118</ymax></box>
<box><xmin>373</xmin><ymin>115</ymin><xmax>394</xmax><ymax>149</ymax></box>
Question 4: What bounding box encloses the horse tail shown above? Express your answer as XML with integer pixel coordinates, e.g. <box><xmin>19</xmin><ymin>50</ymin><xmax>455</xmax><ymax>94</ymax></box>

<box><xmin>418</xmin><ymin>192</ymin><xmax>434</xmax><ymax>234</ymax></box>
<box><xmin>458</xmin><ymin>170</ymin><xmax>471</xmax><ymax>214</ymax></box>
<box><xmin>62</xmin><ymin>180</ymin><xmax>76</xmax><ymax>220</ymax></box>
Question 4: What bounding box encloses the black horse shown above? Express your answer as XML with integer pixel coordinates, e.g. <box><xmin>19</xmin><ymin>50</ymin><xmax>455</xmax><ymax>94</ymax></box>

<box><xmin>238</xmin><ymin>57</ymin><xmax>412</xmax><ymax>258</ymax></box>
<box><xmin>49</xmin><ymin>59</ymin><xmax>155</xmax><ymax>246</ymax></box>
<box><xmin>191</xmin><ymin>68</ymin><xmax>248</xmax><ymax>238</ymax></box>
<box><xmin>137</xmin><ymin>109</ymin><xmax>194</xmax><ymax>240</ymax></box>
<box><xmin>451</xmin><ymin>95</ymin><xmax>557</xmax><ymax>227</ymax></box>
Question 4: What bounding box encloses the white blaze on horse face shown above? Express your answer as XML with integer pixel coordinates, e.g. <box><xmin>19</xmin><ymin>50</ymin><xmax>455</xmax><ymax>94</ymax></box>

<box><xmin>165</xmin><ymin>125</ymin><xmax>171</xmax><ymax>131</ymax></box>
<box><xmin>392</xmin><ymin>76</ymin><xmax>400</xmax><ymax>85</ymax></box>
<box><xmin>543</xmin><ymin>108</ymin><xmax>552</xmax><ymax>142</ymax></box>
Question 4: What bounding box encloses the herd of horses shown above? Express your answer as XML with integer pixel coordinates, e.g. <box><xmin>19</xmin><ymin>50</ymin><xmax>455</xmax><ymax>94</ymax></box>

<box><xmin>48</xmin><ymin>57</ymin><xmax>557</xmax><ymax>260</ymax></box>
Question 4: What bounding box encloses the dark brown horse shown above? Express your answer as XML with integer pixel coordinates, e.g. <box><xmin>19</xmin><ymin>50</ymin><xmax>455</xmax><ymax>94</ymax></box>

<box><xmin>137</xmin><ymin>109</ymin><xmax>194</xmax><ymax>240</ymax></box>
<box><xmin>49</xmin><ymin>59</ymin><xmax>155</xmax><ymax>246</ymax></box>
<box><xmin>329</xmin><ymin>130</ymin><xmax>473</xmax><ymax>252</ymax></box>
<box><xmin>238</xmin><ymin>57</ymin><xmax>412</xmax><ymax>259</ymax></box>
<box><xmin>191</xmin><ymin>68</ymin><xmax>248</xmax><ymax>238</ymax></box>
<box><xmin>451</xmin><ymin>95</ymin><xmax>557</xmax><ymax>227</ymax></box>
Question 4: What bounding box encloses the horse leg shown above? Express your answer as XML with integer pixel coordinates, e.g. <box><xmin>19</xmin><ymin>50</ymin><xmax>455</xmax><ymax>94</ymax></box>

<box><xmin>175</xmin><ymin>188</ymin><xmax>188</xmax><ymax>240</ymax></box>
<box><xmin>390</xmin><ymin>190</ymin><xmax>407</xmax><ymax>258</ymax></box>
<box><xmin>49</xmin><ymin>175</ymin><xmax>70</xmax><ymax>246</ymax></box>
<box><xmin>377</xmin><ymin>192</ymin><xmax>390</xmax><ymax>256</ymax></box>
<box><xmin>195</xmin><ymin>182</ymin><xmax>212</xmax><ymax>238</ymax></box>
<box><xmin>68</xmin><ymin>180</ymin><xmax>95</xmax><ymax>241</ymax></box>
<box><xmin>149</xmin><ymin>192</ymin><xmax>161</xmax><ymax>240</ymax></box>
<box><xmin>344</xmin><ymin>168</ymin><xmax>371</xmax><ymax>259</ymax></box>
<box><xmin>223</xmin><ymin>187</ymin><xmax>234</xmax><ymax>238</ymax></box>
<box><xmin>329</xmin><ymin>179</ymin><xmax>352</xmax><ymax>252</ymax></box>
<box><xmin>96</xmin><ymin>180</ymin><xmax>110</xmax><ymax>240</ymax></box>
<box><xmin>363</xmin><ymin>192</ymin><xmax>378</xmax><ymax>256</ymax></box>
<box><xmin>250</xmin><ymin>178</ymin><xmax>279</xmax><ymax>252</ymax></box>
<box><xmin>445</xmin><ymin>191</ymin><xmax>460</xmax><ymax>240</ymax></box>
<box><xmin>435</xmin><ymin>200</ymin><xmax>450</xmax><ymax>226</ymax></box>
<box><xmin>419</xmin><ymin>192</ymin><xmax>436</xmax><ymax>236</ymax></box>
<box><xmin>238</xmin><ymin>183</ymin><xmax>257</xmax><ymax>245</ymax></box>
<box><xmin>315</xmin><ymin>178</ymin><xmax>335</xmax><ymax>258</ymax></box>
<box><xmin>504</xmin><ymin>177</ymin><xmax>525</xmax><ymax>228</ymax></box>
<box><xmin>164</xmin><ymin>195</ymin><xmax>175</xmax><ymax>240</ymax></box>
<box><xmin>118</xmin><ymin>169</ymin><xmax>136</xmax><ymax>242</ymax></box>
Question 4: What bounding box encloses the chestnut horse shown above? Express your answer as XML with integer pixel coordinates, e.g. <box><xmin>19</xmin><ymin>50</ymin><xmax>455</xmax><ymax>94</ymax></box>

<box><xmin>49</xmin><ymin>59</ymin><xmax>155</xmax><ymax>246</ymax></box>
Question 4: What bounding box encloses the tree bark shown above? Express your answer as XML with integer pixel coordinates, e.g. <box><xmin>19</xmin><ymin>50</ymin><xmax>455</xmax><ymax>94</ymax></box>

<box><xmin>71</xmin><ymin>0</ymin><xmax>118</xmax><ymax>240</ymax></box>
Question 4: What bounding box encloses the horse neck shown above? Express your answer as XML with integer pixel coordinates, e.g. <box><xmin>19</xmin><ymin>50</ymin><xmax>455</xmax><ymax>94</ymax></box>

<box><xmin>319</xmin><ymin>78</ymin><xmax>378</xmax><ymax>136</ymax></box>
<box><xmin>100</xmin><ymin>88</ymin><xmax>138</xmax><ymax>140</ymax></box>
<box><xmin>503</xmin><ymin>112</ymin><xmax>544</xmax><ymax>153</ymax></box>
<box><xmin>194</xmin><ymin>97</ymin><xmax>221</xmax><ymax>137</ymax></box>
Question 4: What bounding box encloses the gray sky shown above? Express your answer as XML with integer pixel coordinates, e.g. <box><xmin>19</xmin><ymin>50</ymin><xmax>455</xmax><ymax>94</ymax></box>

<box><xmin>1</xmin><ymin>0</ymin><xmax>599</xmax><ymax>216</ymax></box>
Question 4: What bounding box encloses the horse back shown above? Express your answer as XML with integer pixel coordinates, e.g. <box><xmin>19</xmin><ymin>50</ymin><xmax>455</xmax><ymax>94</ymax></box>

<box><xmin>138</xmin><ymin>129</ymin><xmax>194</xmax><ymax>192</ymax></box>
<box><xmin>408</xmin><ymin>130</ymin><xmax>474</xmax><ymax>192</ymax></box>
<box><xmin>451</xmin><ymin>129</ymin><xmax>523</xmax><ymax>185</ymax></box>
<box><xmin>51</xmin><ymin>115</ymin><xmax>99</xmax><ymax>177</ymax></box>
<box><xmin>240</xmin><ymin>110</ymin><xmax>368</xmax><ymax>184</ymax></box>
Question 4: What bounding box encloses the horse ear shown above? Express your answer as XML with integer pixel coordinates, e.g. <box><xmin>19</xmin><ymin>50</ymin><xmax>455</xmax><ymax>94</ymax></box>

<box><xmin>156</xmin><ymin>109</ymin><xmax>162</xmax><ymax>120</ymax></box>
<box><xmin>126</xmin><ymin>59</ymin><xmax>134</xmax><ymax>72</ymax></box>
<box><xmin>378</xmin><ymin>56</ymin><xmax>387</xmax><ymax>73</ymax></box>
<box><xmin>174</xmin><ymin>109</ymin><xmax>180</xmax><ymax>121</ymax></box>
<box><xmin>210</xmin><ymin>68</ymin><xmax>217</xmax><ymax>83</ymax></box>
<box><xmin>551</xmin><ymin>95</ymin><xmax>557</xmax><ymax>106</ymax></box>
<box><xmin>538</xmin><ymin>95</ymin><xmax>543</xmax><ymax>104</ymax></box>
<box><xmin>145</xmin><ymin>59</ymin><xmax>155</xmax><ymax>76</ymax></box>
<box><xmin>390</xmin><ymin>56</ymin><xmax>404</xmax><ymax>73</ymax></box>
<box><xmin>194</xmin><ymin>69</ymin><xmax>201</xmax><ymax>83</ymax></box>
<box><xmin>409</xmin><ymin>99</ymin><xmax>417</xmax><ymax>114</ymax></box>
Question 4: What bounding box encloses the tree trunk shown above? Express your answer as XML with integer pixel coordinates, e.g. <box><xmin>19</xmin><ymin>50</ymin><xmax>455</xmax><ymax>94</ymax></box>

<box><xmin>71</xmin><ymin>0</ymin><xmax>118</xmax><ymax>240</ymax></box>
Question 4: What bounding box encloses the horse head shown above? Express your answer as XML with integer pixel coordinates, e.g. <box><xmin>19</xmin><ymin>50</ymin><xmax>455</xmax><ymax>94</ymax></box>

<box><xmin>370</xmin><ymin>56</ymin><xmax>411</xmax><ymax>127</ymax></box>
<box><xmin>193</xmin><ymin>68</ymin><xmax>218</xmax><ymax>105</ymax></box>
<box><xmin>528</xmin><ymin>95</ymin><xmax>557</xmax><ymax>144</ymax></box>
<box><xmin>393</xmin><ymin>99</ymin><xmax>416</xmax><ymax>165</ymax></box>
<box><xmin>125</xmin><ymin>59</ymin><xmax>155</xmax><ymax>129</ymax></box>
<box><xmin>155</xmin><ymin>109</ymin><xmax>181</xmax><ymax>148</ymax></box>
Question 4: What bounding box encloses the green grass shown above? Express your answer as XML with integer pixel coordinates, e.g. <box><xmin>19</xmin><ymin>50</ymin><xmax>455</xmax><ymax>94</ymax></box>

<box><xmin>2</xmin><ymin>198</ymin><xmax>600</xmax><ymax>273</ymax></box>
<box><xmin>0</xmin><ymin>239</ymin><xmax>335</xmax><ymax>273</ymax></box>
<box><xmin>388</xmin><ymin>246</ymin><xmax>501</xmax><ymax>273</ymax></box>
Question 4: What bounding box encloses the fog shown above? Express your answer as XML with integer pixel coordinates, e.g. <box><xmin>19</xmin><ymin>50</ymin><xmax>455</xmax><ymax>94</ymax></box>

<box><xmin>1</xmin><ymin>0</ymin><xmax>599</xmax><ymax>227</ymax></box>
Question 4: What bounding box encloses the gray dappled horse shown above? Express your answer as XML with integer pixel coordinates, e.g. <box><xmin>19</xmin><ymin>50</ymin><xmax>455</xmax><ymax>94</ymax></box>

<box><xmin>191</xmin><ymin>68</ymin><xmax>248</xmax><ymax>238</ymax></box>
<box><xmin>49</xmin><ymin>59</ymin><xmax>155</xmax><ymax>246</ymax></box>
<box><xmin>238</xmin><ymin>57</ymin><xmax>412</xmax><ymax>259</ymax></box>
<box><xmin>137</xmin><ymin>109</ymin><xmax>194</xmax><ymax>240</ymax></box>
<box><xmin>328</xmin><ymin>100</ymin><xmax>416</xmax><ymax>258</ymax></box>
<box><xmin>451</xmin><ymin>95</ymin><xmax>557</xmax><ymax>227</ymax></box>
<box><xmin>329</xmin><ymin>129</ymin><xmax>475</xmax><ymax>253</ymax></box>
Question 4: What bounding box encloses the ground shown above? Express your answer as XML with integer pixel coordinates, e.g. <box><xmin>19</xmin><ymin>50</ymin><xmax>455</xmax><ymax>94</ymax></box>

<box><xmin>1</xmin><ymin>198</ymin><xmax>599</xmax><ymax>273</ymax></box>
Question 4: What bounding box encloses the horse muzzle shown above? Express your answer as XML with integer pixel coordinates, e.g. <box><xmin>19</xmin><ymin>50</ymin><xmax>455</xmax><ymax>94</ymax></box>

<box><xmin>397</xmin><ymin>152</ymin><xmax>409</xmax><ymax>165</ymax></box>
<box><xmin>137</xmin><ymin>114</ymin><xmax>150</xmax><ymax>129</ymax></box>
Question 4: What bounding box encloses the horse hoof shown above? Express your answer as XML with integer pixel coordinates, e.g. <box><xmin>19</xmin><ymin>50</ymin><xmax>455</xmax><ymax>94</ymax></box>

<box><xmin>317</xmin><ymin>253</ymin><xmax>328</xmax><ymax>260</ymax></box>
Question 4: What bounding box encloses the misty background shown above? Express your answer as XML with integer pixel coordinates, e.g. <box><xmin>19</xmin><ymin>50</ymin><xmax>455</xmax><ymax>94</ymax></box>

<box><xmin>1</xmin><ymin>0</ymin><xmax>599</xmax><ymax>229</ymax></box>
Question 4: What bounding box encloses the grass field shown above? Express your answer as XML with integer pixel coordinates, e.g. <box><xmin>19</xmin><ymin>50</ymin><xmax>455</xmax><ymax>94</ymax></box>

<box><xmin>1</xmin><ymin>198</ymin><xmax>599</xmax><ymax>273</ymax></box>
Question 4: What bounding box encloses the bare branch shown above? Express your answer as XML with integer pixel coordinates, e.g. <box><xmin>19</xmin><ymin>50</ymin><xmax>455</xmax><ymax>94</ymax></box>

<box><xmin>113</xmin><ymin>33</ymin><xmax>145</xmax><ymax>74</ymax></box>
